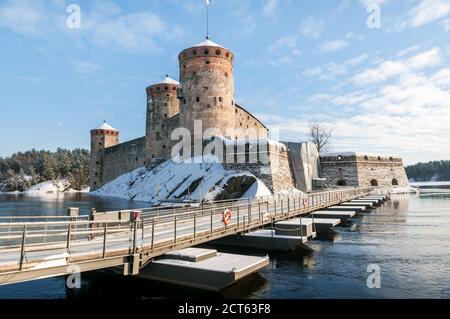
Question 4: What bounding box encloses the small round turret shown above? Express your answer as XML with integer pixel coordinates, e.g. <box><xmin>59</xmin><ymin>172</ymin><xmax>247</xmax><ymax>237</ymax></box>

<box><xmin>145</xmin><ymin>75</ymin><xmax>180</xmax><ymax>163</ymax></box>
<box><xmin>90</xmin><ymin>122</ymin><xmax>119</xmax><ymax>190</ymax></box>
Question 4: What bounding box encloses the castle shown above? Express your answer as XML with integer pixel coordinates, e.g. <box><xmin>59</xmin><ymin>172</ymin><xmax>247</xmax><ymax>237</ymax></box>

<box><xmin>90</xmin><ymin>38</ymin><xmax>409</xmax><ymax>195</ymax></box>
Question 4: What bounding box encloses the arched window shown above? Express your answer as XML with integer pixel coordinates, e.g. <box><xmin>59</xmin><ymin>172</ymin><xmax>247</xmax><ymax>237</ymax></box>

<box><xmin>337</xmin><ymin>180</ymin><xmax>347</xmax><ymax>186</ymax></box>
<box><xmin>371</xmin><ymin>179</ymin><xmax>379</xmax><ymax>187</ymax></box>
<box><xmin>392</xmin><ymin>178</ymin><xmax>399</xmax><ymax>186</ymax></box>
<box><xmin>337</xmin><ymin>155</ymin><xmax>344</xmax><ymax>161</ymax></box>
<box><xmin>364</xmin><ymin>156</ymin><xmax>369</xmax><ymax>161</ymax></box>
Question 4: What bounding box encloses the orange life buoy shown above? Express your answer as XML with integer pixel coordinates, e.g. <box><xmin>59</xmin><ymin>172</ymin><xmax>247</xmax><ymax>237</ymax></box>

<box><xmin>303</xmin><ymin>198</ymin><xmax>309</xmax><ymax>206</ymax></box>
<box><xmin>223</xmin><ymin>209</ymin><xmax>232</xmax><ymax>226</ymax></box>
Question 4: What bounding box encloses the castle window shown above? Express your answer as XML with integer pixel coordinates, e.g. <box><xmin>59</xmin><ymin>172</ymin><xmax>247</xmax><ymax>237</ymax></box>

<box><xmin>247</xmin><ymin>115</ymin><xmax>250</xmax><ymax>120</ymax></box>
<box><xmin>226</xmin><ymin>52</ymin><xmax>230</xmax><ymax>58</ymax></box>
<box><xmin>183</xmin><ymin>99</ymin><xmax>187</xmax><ymax>105</ymax></box>
<box><xmin>378</xmin><ymin>156</ymin><xmax>382</xmax><ymax>161</ymax></box>
<box><xmin>157</xmin><ymin>86</ymin><xmax>160</xmax><ymax>91</ymax></box>
<box><xmin>164</xmin><ymin>114</ymin><xmax>167</xmax><ymax>118</ymax></box>
<box><xmin>196</xmin><ymin>97</ymin><xmax>200</xmax><ymax>102</ymax></box>
<box><xmin>216</xmin><ymin>49</ymin><xmax>221</xmax><ymax>55</ymax></box>
<box><xmin>207</xmin><ymin>104</ymin><xmax>211</xmax><ymax>108</ymax></box>
<box><xmin>337</xmin><ymin>155</ymin><xmax>343</xmax><ymax>161</ymax></box>
<box><xmin>164</xmin><ymin>103</ymin><xmax>168</xmax><ymax>106</ymax></box>
<box><xmin>165</xmin><ymin>86</ymin><xmax>168</xmax><ymax>91</ymax></box>
<box><xmin>219</xmin><ymin>97</ymin><xmax>223</xmax><ymax>103</ymax></box>
<box><xmin>95</xmin><ymin>173</ymin><xmax>98</xmax><ymax>176</ymax></box>
<box><xmin>166</xmin><ymin>94</ymin><xmax>169</xmax><ymax>97</ymax></box>
<box><xmin>225</xmin><ymin>72</ymin><xmax>228</xmax><ymax>77</ymax></box>
<box><xmin>371</xmin><ymin>179</ymin><xmax>379</xmax><ymax>187</ymax></box>
<box><xmin>204</xmin><ymin>49</ymin><xmax>209</xmax><ymax>54</ymax></box>
<box><xmin>389</xmin><ymin>157</ymin><xmax>394</xmax><ymax>161</ymax></box>
<box><xmin>192</xmin><ymin>49</ymin><xmax>197</xmax><ymax>55</ymax></box>
<box><xmin>163</xmin><ymin>145</ymin><xmax>166</xmax><ymax>149</ymax></box>
<box><xmin>364</xmin><ymin>156</ymin><xmax>369</xmax><ymax>161</ymax></box>
<box><xmin>235</xmin><ymin>109</ymin><xmax>238</xmax><ymax>113</ymax></box>
<box><xmin>135</xmin><ymin>157</ymin><xmax>138</xmax><ymax>161</ymax></box>
<box><xmin>203</xmin><ymin>86</ymin><xmax>208</xmax><ymax>93</ymax></box>
<box><xmin>205</xmin><ymin>61</ymin><xmax>210</xmax><ymax>65</ymax></box>
<box><xmin>392</xmin><ymin>178</ymin><xmax>399</xmax><ymax>186</ymax></box>
<box><xmin>98</xmin><ymin>143</ymin><xmax>102</xmax><ymax>146</ymax></box>
<box><xmin>232</xmin><ymin>100</ymin><xmax>234</xmax><ymax>105</ymax></box>
<box><xmin>240</xmin><ymin>122</ymin><xmax>243</xmax><ymax>127</ymax></box>
<box><xmin>173</xmin><ymin>87</ymin><xmax>176</xmax><ymax>91</ymax></box>
<box><xmin>96</xmin><ymin>161</ymin><xmax>100</xmax><ymax>165</ymax></box>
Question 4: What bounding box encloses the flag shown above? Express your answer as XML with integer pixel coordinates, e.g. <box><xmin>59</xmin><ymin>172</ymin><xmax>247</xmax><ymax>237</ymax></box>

<box><xmin>205</xmin><ymin>0</ymin><xmax>211</xmax><ymax>5</ymax></box>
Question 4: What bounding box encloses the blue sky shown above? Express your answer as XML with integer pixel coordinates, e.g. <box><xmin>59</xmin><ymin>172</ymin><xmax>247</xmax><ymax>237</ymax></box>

<box><xmin>1</xmin><ymin>0</ymin><xmax>450</xmax><ymax>165</ymax></box>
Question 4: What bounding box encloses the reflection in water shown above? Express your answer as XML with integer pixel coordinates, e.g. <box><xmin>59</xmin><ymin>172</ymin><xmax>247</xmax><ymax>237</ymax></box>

<box><xmin>0</xmin><ymin>192</ymin><xmax>450</xmax><ymax>299</ymax></box>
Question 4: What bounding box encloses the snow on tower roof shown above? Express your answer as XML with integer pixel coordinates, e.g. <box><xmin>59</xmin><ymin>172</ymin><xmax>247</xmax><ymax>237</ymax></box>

<box><xmin>192</xmin><ymin>38</ymin><xmax>225</xmax><ymax>49</ymax></box>
<box><xmin>160</xmin><ymin>75</ymin><xmax>180</xmax><ymax>85</ymax></box>
<box><xmin>95</xmin><ymin>122</ymin><xmax>118</xmax><ymax>131</ymax></box>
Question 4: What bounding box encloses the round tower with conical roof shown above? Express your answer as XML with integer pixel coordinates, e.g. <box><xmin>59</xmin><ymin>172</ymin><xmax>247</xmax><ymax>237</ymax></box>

<box><xmin>145</xmin><ymin>75</ymin><xmax>180</xmax><ymax>163</ymax></box>
<box><xmin>178</xmin><ymin>38</ymin><xmax>236</xmax><ymax>150</ymax></box>
<box><xmin>90</xmin><ymin>122</ymin><xmax>119</xmax><ymax>190</ymax></box>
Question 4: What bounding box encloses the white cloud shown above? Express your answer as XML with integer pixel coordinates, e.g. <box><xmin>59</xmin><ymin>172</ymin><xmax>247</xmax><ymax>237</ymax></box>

<box><xmin>89</xmin><ymin>12</ymin><xmax>166</xmax><ymax>51</ymax></box>
<box><xmin>352</xmin><ymin>48</ymin><xmax>442</xmax><ymax>85</ymax></box>
<box><xmin>408</xmin><ymin>0</ymin><xmax>450</xmax><ymax>28</ymax></box>
<box><xmin>266</xmin><ymin>35</ymin><xmax>302</xmax><ymax>66</ymax></box>
<box><xmin>303</xmin><ymin>54</ymin><xmax>369</xmax><ymax>81</ymax></box>
<box><xmin>300</xmin><ymin>16</ymin><xmax>325</xmax><ymax>39</ymax></box>
<box><xmin>442</xmin><ymin>18</ymin><xmax>450</xmax><ymax>31</ymax></box>
<box><xmin>0</xmin><ymin>0</ymin><xmax>46</xmax><ymax>35</ymax></box>
<box><xmin>320</xmin><ymin>40</ymin><xmax>348</xmax><ymax>52</ymax></box>
<box><xmin>261</xmin><ymin>0</ymin><xmax>278</xmax><ymax>18</ymax></box>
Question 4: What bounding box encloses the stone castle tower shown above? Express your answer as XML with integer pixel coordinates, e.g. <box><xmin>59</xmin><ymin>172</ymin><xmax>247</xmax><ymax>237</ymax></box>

<box><xmin>90</xmin><ymin>122</ymin><xmax>119</xmax><ymax>191</ymax></box>
<box><xmin>178</xmin><ymin>38</ymin><xmax>236</xmax><ymax>146</ymax></box>
<box><xmin>145</xmin><ymin>75</ymin><xmax>180</xmax><ymax>163</ymax></box>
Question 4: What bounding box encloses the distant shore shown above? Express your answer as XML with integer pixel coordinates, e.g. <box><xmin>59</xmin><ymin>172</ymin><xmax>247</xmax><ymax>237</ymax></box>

<box><xmin>410</xmin><ymin>181</ymin><xmax>450</xmax><ymax>189</ymax></box>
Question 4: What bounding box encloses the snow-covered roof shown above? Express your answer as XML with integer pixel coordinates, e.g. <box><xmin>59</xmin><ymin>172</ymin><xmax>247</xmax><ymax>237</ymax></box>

<box><xmin>320</xmin><ymin>151</ymin><xmax>401</xmax><ymax>158</ymax></box>
<box><xmin>160</xmin><ymin>75</ymin><xmax>180</xmax><ymax>85</ymax></box>
<box><xmin>192</xmin><ymin>38</ymin><xmax>225</xmax><ymax>49</ymax></box>
<box><xmin>95</xmin><ymin>122</ymin><xmax>118</xmax><ymax>131</ymax></box>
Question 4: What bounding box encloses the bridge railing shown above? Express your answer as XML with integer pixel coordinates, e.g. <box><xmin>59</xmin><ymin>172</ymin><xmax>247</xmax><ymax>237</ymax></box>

<box><xmin>0</xmin><ymin>187</ymin><xmax>386</xmax><ymax>273</ymax></box>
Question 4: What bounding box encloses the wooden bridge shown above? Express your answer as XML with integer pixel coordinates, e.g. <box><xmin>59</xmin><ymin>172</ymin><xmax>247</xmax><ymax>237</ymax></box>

<box><xmin>0</xmin><ymin>187</ymin><xmax>386</xmax><ymax>286</ymax></box>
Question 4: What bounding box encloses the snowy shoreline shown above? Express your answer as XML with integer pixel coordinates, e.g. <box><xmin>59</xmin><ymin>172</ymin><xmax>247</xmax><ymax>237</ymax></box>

<box><xmin>0</xmin><ymin>179</ymin><xmax>89</xmax><ymax>196</ymax></box>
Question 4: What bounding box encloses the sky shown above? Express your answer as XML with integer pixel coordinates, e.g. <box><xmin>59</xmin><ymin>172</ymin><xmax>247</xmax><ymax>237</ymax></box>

<box><xmin>0</xmin><ymin>0</ymin><xmax>450</xmax><ymax>165</ymax></box>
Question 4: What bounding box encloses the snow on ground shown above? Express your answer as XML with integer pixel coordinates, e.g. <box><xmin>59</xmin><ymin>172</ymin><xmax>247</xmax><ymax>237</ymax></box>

<box><xmin>241</xmin><ymin>179</ymin><xmax>272</xmax><ymax>199</ymax></box>
<box><xmin>93</xmin><ymin>156</ymin><xmax>274</xmax><ymax>203</ymax></box>
<box><xmin>2</xmin><ymin>179</ymin><xmax>90</xmax><ymax>195</ymax></box>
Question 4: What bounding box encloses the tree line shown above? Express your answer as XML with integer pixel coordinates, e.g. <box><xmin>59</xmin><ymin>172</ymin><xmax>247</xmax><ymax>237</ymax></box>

<box><xmin>406</xmin><ymin>160</ymin><xmax>450</xmax><ymax>182</ymax></box>
<box><xmin>0</xmin><ymin>149</ymin><xmax>90</xmax><ymax>192</ymax></box>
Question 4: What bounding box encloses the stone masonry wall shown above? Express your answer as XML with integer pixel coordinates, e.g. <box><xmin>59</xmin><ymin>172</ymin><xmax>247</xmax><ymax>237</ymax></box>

<box><xmin>102</xmin><ymin>136</ymin><xmax>146</xmax><ymax>185</ymax></box>
<box><xmin>320</xmin><ymin>154</ymin><xmax>409</xmax><ymax>188</ymax></box>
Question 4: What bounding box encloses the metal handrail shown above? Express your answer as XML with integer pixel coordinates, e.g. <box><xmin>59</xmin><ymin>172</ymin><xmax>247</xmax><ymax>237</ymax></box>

<box><xmin>0</xmin><ymin>187</ymin><xmax>384</xmax><ymax>276</ymax></box>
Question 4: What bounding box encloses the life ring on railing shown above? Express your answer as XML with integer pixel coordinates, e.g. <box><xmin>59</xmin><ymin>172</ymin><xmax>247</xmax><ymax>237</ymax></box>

<box><xmin>303</xmin><ymin>198</ymin><xmax>309</xmax><ymax>206</ymax></box>
<box><xmin>223</xmin><ymin>209</ymin><xmax>232</xmax><ymax>226</ymax></box>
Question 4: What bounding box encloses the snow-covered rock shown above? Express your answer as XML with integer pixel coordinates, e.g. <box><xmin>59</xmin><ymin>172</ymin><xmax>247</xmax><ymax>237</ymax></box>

<box><xmin>2</xmin><ymin>179</ymin><xmax>90</xmax><ymax>195</ymax></box>
<box><xmin>93</xmin><ymin>156</ymin><xmax>274</xmax><ymax>203</ymax></box>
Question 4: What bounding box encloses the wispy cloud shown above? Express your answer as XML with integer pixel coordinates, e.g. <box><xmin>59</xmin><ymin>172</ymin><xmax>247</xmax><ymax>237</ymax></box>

<box><xmin>319</xmin><ymin>39</ymin><xmax>348</xmax><ymax>52</ymax></box>
<box><xmin>300</xmin><ymin>16</ymin><xmax>325</xmax><ymax>39</ymax></box>
<box><xmin>261</xmin><ymin>0</ymin><xmax>279</xmax><ymax>18</ymax></box>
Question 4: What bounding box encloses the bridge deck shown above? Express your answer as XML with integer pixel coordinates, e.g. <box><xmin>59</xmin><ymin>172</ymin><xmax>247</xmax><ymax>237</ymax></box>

<box><xmin>0</xmin><ymin>188</ymin><xmax>389</xmax><ymax>285</ymax></box>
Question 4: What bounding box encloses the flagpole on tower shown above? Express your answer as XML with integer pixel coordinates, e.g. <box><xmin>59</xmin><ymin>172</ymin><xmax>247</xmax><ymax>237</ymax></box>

<box><xmin>205</xmin><ymin>0</ymin><xmax>211</xmax><ymax>39</ymax></box>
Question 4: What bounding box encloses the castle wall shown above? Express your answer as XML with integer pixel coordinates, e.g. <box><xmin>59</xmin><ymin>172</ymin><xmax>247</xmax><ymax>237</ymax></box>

<box><xmin>234</xmin><ymin>104</ymin><xmax>269</xmax><ymax>139</ymax></box>
<box><xmin>102</xmin><ymin>137</ymin><xmax>146</xmax><ymax>185</ymax></box>
<box><xmin>224</xmin><ymin>142</ymin><xmax>296</xmax><ymax>194</ymax></box>
<box><xmin>320</xmin><ymin>154</ymin><xmax>409</xmax><ymax>188</ymax></box>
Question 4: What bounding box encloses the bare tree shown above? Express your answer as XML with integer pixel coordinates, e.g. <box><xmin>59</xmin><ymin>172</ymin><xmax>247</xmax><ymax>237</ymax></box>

<box><xmin>309</xmin><ymin>122</ymin><xmax>332</xmax><ymax>153</ymax></box>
